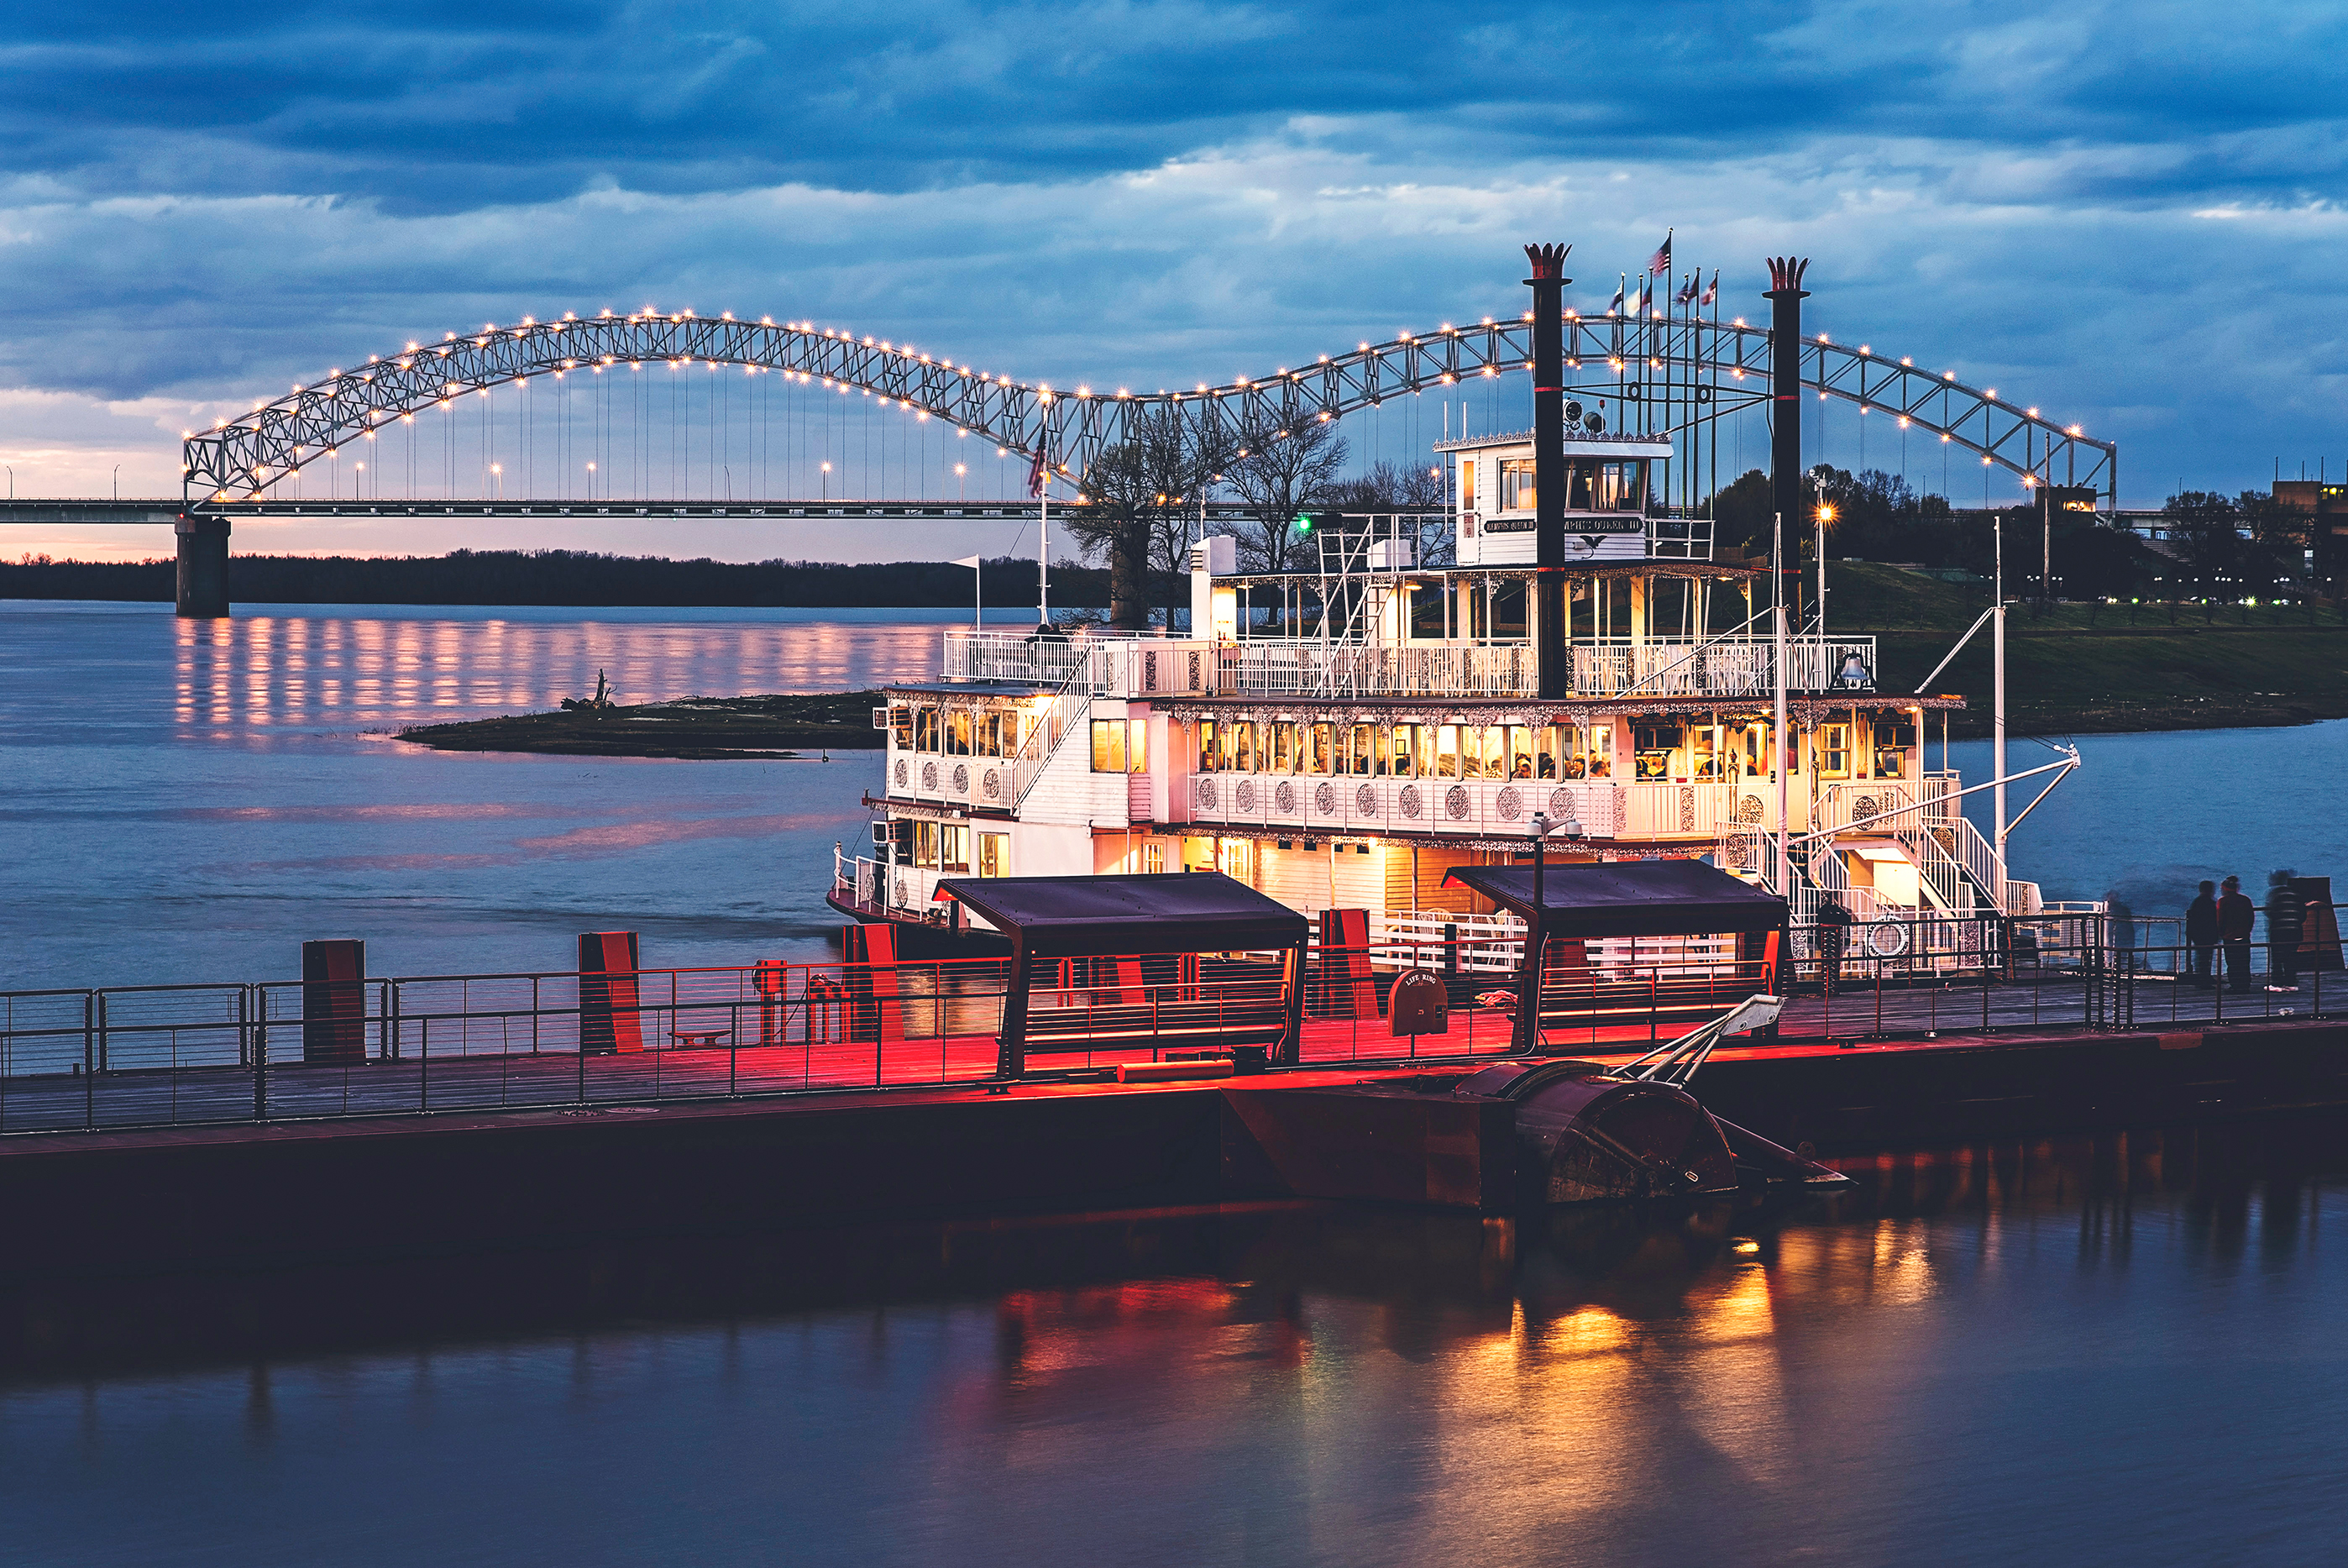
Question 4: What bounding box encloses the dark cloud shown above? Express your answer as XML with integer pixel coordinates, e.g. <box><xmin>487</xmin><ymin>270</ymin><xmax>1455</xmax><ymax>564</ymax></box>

<box><xmin>4</xmin><ymin>1</ymin><xmax>2348</xmax><ymax>517</ymax></box>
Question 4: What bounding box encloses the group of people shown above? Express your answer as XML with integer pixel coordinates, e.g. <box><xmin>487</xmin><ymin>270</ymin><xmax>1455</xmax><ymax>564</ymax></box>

<box><xmin>2183</xmin><ymin>872</ymin><xmax>2340</xmax><ymax>994</ymax></box>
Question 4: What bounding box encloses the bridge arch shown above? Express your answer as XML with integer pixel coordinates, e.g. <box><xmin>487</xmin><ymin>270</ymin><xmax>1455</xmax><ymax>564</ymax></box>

<box><xmin>182</xmin><ymin>297</ymin><xmax>2116</xmax><ymax>508</ymax></box>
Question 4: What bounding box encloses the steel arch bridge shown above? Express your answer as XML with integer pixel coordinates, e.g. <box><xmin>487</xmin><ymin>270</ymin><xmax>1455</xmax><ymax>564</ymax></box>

<box><xmin>181</xmin><ymin>300</ymin><xmax>2116</xmax><ymax>508</ymax></box>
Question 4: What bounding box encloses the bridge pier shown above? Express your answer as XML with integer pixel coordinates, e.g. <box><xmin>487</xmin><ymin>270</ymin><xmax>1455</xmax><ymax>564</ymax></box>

<box><xmin>175</xmin><ymin>514</ymin><xmax>230</xmax><ymax>616</ymax></box>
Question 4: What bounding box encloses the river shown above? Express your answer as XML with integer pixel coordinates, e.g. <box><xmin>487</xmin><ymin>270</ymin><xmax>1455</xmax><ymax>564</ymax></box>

<box><xmin>3</xmin><ymin>1119</ymin><xmax>2344</xmax><ymax>1565</ymax></box>
<box><xmin>4</xmin><ymin>598</ymin><xmax>2343</xmax><ymax>991</ymax></box>
<box><xmin>5</xmin><ymin>600</ymin><xmax>2345</xmax><ymax>1563</ymax></box>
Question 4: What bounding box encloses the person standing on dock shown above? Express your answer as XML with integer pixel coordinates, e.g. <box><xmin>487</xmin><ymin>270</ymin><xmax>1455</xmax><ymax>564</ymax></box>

<box><xmin>2266</xmin><ymin>870</ymin><xmax>2305</xmax><ymax>993</ymax></box>
<box><xmin>2219</xmin><ymin>876</ymin><xmax>2255</xmax><ymax>994</ymax></box>
<box><xmin>2185</xmin><ymin>881</ymin><xmax>2219</xmax><ymax>989</ymax></box>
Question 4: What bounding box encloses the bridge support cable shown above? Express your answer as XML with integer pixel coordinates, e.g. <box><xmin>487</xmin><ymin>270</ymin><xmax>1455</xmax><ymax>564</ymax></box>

<box><xmin>185</xmin><ymin>302</ymin><xmax>2118</xmax><ymax>514</ymax></box>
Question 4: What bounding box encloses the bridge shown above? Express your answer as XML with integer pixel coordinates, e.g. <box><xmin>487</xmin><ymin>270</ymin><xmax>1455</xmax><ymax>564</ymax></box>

<box><xmin>9</xmin><ymin>252</ymin><xmax>2119</xmax><ymax>614</ymax></box>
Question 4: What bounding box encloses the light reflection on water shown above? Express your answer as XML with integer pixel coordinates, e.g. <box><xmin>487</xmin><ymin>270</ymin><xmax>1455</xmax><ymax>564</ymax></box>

<box><xmin>1</xmin><ymin>601</ymin><xmax>963</xmax><ymax>988</ymax></box>
<box><xmin>156</xmin><ymin>600</ymin><xmax>959</xmax><ymax>737</ymax></box>
<box><xmin>1</xmin><ymin>1120</ymin><xmax>2341</xmax><ymax>1565</ymax></box>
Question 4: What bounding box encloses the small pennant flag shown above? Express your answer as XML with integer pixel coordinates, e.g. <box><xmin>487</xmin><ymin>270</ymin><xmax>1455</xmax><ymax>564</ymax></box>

<box><xmin>1647</xmin><ymin>230</ymin><xmax>1673</xmax><ymax>277</ymax></box>
<box><xmin>1700</xmin><ymin>270</ymin><xmax>1718</xmax><ymax>307</ymax></box>
<box><xmin>1026</xmin><ymin>447</ymin><xmax>1050</xmax><ymax>497</ymax></box>
<box><xmin>953</xmin><ymin>553</ymin><xmax>983</xmax><ymax>569</ymax></box>
<box><xmin>1607</xmin><ymin>276</ymin><xmax>1626</xmax><ymax>315</ymax></box>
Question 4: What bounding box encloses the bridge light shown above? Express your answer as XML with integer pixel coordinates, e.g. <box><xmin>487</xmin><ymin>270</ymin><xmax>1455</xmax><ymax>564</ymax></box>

<box><xmin>1900</xmin><ymin>356</ymin><xmax>1912</xmax><ymax>366</ymax></box>
<box><xmin>2069</xmin><ymin>425</ymin><xmax>2083</xmax><ymax>436</ymax></box>
<box><xmin>1945</xmin><ymin>371</ymin><xmax>1956</xmax><ymax>380</ymax></box>
<box><xmin>1860</xmin><ymin>345</ymin><xmax>1869</xmax><ymax>355</ymax></box>
<box><xmin>1985</xmin><ymin>388</ymin><xmax>1996</xmax><ymax>399</ymax></box>
<box><xmin>2027</xmin><ymin>406</ymin><xmax>2038</xmax><ymax>417</ymax></box>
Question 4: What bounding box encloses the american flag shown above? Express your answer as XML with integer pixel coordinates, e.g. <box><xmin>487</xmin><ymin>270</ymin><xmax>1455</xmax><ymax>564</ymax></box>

<box><xmin>1027</xmin><ymin>446</ymin><xmax>1051</xmax><ymax>498</ymax></box>
<box><xmin>1647</xmin><ymin>231</ymin><xmax>1672</xmax><ymax>277</ymax></box>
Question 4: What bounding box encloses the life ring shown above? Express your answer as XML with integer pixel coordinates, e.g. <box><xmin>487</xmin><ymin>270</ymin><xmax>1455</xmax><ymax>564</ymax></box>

<box><xmin>1863</xmin><ymin>918</ymin><xmax>1910</xmax><ymax>957</ymax></box>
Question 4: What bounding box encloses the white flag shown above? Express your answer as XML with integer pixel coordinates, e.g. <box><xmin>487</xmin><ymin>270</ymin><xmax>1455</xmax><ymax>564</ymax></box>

<box><xmin>953</xmin><ymin>554</ymin><xmax>983</xmax><ymax>569</ymax></box>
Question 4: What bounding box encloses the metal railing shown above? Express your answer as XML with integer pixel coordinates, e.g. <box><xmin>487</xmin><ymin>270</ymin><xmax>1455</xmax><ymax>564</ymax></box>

<box><xmin>7</xmin><ymin>923</ymin><xmax>2331</xmax><ymax>1137</ymax></box>
<box><xmin>936</xmin><ymin>628</ymin><xmax>1881</xmax><ymax>701</ymax></box>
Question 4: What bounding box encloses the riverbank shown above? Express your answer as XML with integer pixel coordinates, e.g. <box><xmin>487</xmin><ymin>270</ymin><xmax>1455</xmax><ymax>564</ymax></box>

<box><xmin>398</xmin><ymin>691</ymin><xmax>883</xmax><ymax>758</ymax></box>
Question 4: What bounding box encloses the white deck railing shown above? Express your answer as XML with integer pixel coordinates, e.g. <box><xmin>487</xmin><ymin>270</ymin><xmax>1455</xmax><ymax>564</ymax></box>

<box><xmin>940</xmin><ymin>629</ymin><xmax>1879</xmax><ymax>701</ymax></box>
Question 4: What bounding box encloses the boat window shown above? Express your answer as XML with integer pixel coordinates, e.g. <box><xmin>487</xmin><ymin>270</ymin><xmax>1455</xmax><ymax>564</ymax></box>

<box><xmin>1198</xmin><ymin>720</ymin><xmax>1218</xmax><ymax>772</ymax></box>
<box><xmin>1567</xmin><ymin>460</ymin><xmax>1594</xmax><ymax>511</ymax></box>
<box><xmin>1143</xmin><ymin>841</ymin><xmax>1164</xmax><ymax>875</ymax></box>
<box><xmin>946</xmin><ymin>709</ymin><xmax>973</xmax><ymax>756</ymax></box>
<box><xmin>1587</xmin><ymin>725</ymin><xmax>1613</xmax><ymax>779</ymax></box>
<box><xmin>1391</xmin><ymin>724</ymin><xmax>1418</xmax><ymax>778</ymax></box>
<box><xmin>1231</xmin><ymin>721</ymin><xmax>1255</xmax><ymax>774</ymax></box>
<box><xmin>914</xmin><ymin>820</ymin><xmax>940</xmax><ymax>869</ymax></box>
<box><xmin>1506</xmin><ymin>726</ymin><xmax>1534</xmax><ymax>780</ymax></box>
<box><xmin>1127</xmin><ymin>718</ymin><xmax>1148</xmax><ymax>774</ymax></box>
<box><xmin>1499</xmin><ymin>458</ymin><xmax>1536</xmax><ymax>511</ymax></box>
<box><xmin>1635</xmin><ymin>721</ymin><xmax>1680</xmax><ymax>783</ymax></box>
<box><xmin>1435</xmin><ymin>724</ymin><xmax>1460</xmax><ymax>779</ymax></box>
<box><xmin>1309</xmin><ymin>722</ymin><xmax>1334</xmax><ymax>775</ymax></box>
<box><xmin>978</xmin><ymin>831</ymin><xmax>1009</xmax><ymax>878</ymax></box>
<box><xmin>974</xmin><ymin>711</ymin><xmax>1002</xmax><ymax>758</ymax></box>
<box><xmin>939</xmin><ymin>823</ymin><xmax>971</xmax><ymax>873</ymax></box>
<box><xmin>1349</xmin><ymin>724</ymin><xmax>1374</xmax><ymax>775</ymax></box>
<box><xmin>1091</xmin><ymin>717</ymin><xmax>1128</xmax><ymax>773</ymax></box>
<box><xmin>914</xmin><ymin>705</ymin><xmax>940</xmax><ymax>752</ymax></box>
<box><xmin>1579</xmin><ymin>461</ymin><xmax>1644</xmax><ymax>512</ymax></box>
<box><xmin>889</xmin><ymin>705</ymin><xmax>914</xmax><ymax>749</ymax></box>
<box><xmin>1271</xmin><ymin>721</ymin><xmax>1295</xmax><ymax>774</ymax></box>
<box><xmin>1821</xmin><ymin>723</ymin><xmax>1851</xmax><ymax>778</ymax></box>
<box><xmin>1691</xmin><ymin>724</ymin><xmax>1723</xmax><ymax>782</ymax></box>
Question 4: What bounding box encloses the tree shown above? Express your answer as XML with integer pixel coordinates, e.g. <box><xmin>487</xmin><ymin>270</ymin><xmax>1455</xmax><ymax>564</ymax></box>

<box><xmin>1061</xmin><ymin>406</ymin><xmax>1230</xmax><ymax>628</ymax></box>
<box><xmin>2162</xmin><ymin>490</ymin><xmax>2243</xmax><ymax>582</ymax></box>
<box><xmin>1325</xmin><ymin>459</ymin><xmax>1455</xmax><ymax>566</ymax></box>
<box><xmin>1224</xmin><ymin>415</ymin><xmax>1348</xmax><ymax>573</ymax></box>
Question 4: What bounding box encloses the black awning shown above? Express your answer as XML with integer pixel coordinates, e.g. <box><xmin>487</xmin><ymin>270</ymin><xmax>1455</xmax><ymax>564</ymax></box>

<box><xmin>933</xmin><ymin>873</ymin><xmax>1309</xmax><ymax>957</ymax></box>
<box><xmin>1444</xmin><ymin>859</ymin><xmax>1785</xmax><ymax>938</ymax></box>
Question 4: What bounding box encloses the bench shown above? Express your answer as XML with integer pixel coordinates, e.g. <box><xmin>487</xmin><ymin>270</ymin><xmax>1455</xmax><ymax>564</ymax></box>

<box><xmin>1019</xmin><ymin>994</ymin><xmax>1289</xmax><ymax>1057</ymax></box>
<box><xmin>668</xmin><ymin>1026</ymin><xmax>734</xmax><ymax>1049</ymax></box>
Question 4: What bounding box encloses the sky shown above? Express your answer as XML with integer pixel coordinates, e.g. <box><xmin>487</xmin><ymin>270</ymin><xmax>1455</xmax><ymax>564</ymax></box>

<box><xmin>3</xmin><ymin>0</ymin><xmax>2345</xmax><ymax>563</ymax></box>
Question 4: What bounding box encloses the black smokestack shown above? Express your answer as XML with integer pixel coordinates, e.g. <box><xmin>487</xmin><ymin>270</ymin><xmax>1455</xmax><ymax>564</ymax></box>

<box><xmin>1765</xmin><ymin>257</ymin><xmax>1811</xmax><ymax>588</ymax></box>
<box><xmin>1525</xmin><ymin>242</ymin><xmax>1571</xmax><ymax>700</ymax></box>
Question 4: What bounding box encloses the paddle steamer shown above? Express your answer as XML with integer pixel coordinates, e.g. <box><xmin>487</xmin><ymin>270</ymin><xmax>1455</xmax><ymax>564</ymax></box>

<box><xmin>832</xmin><ymin>425</ymin><xmax>2044</xmax><ymax>971</ymax></box>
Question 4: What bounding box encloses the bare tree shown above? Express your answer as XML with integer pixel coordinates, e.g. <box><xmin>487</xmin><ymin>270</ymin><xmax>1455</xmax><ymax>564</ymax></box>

<box><xmin>1224</xmin><ymin>416</ymin><xmax>1348</xmax><ymax>573</ymax></box>
<box><xmin>1061</xmin><ymin>406</ymin><xmax>1232</xmax><ymax>628</ymax></box>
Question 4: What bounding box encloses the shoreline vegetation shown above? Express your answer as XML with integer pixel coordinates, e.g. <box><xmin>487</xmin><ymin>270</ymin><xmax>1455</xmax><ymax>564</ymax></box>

<box><xmin>398</xmin><ymin>693</ymin><xmax>883</xmax><ymax>759</ymax></box>
<box><xmin>12</xmin><ymin>553</ymin><xmax>2345</xmax><ymax>752</ymax></box>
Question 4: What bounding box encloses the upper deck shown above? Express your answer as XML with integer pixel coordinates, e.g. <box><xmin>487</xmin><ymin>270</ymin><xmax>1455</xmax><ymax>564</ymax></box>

<box><xmin>941</xmin><ymin>627</ymin><xmax>1880</xmax><ymax>703</ymax></box>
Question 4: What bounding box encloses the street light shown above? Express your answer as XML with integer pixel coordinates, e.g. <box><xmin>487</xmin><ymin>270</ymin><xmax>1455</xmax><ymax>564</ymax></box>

<box><xmin>1523</xmin><ymin>810</ymin><xmax>1587</xmax><ymax>1046</ymax></box>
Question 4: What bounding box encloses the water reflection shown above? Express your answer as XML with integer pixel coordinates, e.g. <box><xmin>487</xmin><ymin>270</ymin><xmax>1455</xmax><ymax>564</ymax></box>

<box><xmin>3</xmin><ymin>1117</ymin><xmax>2343</xmax><ymax>1565</ymax></box>
<box><xmin>151</xmin><ymin>603</ymin><xmax>959</xmax><ymax>738</ymax></box>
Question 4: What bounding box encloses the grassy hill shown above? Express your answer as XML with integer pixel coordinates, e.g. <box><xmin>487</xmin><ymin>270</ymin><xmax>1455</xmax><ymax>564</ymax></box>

<box><xmin>1828</xmin><ymin>561</ymin><xmax>2348</xmax><ymax>736</ymax></box>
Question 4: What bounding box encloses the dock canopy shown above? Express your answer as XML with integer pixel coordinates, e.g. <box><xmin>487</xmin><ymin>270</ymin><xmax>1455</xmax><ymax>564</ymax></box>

<box><xmin>1444</xmin><ymin>860</ymin><xmax>1785</xmax><ymax>938</ymax></box>
<box><xmin>1444</xmin><ymin>860</ymin><xmax>1785</xmax><ymax>1053</ymax></box>
<box><xmin>932</xmin><ymin>873</ymin><xmax>1311</xmax><ymax>1077</ymax></box>
<box><xmin>936</xmin><ymin>872</ymin><xmax>1307</xmax><ymax>957</ymax></box>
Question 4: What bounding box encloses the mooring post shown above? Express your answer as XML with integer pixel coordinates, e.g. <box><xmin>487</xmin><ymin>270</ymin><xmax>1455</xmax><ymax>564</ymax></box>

<box><xmin>175</xmin><ymin>513</ymin><xmax>231</xmax><ymax>616</ymax></box>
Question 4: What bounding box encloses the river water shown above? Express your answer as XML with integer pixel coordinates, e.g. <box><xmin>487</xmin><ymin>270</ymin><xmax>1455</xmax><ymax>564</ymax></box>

<box><xmin>3</xmin><ymin>1120</ymin><xmax>2345</xmax><ymax>1565</ymax></box>
<box><xmin>4</xmin><ymin>598</ymin><xmax>2344</xmax><ymax>991</ymax></box>
<box><xmin>5</xmin><ymin>600</ymin><xmax>2346</xmax><ymax>1563</ymax></box>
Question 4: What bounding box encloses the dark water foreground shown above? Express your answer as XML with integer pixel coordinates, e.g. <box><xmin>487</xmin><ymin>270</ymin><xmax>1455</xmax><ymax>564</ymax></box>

<box><xmin>3</xmin><ymin>1115</ymin><xmax>2344</xmax><ymax>1566</ymax></box>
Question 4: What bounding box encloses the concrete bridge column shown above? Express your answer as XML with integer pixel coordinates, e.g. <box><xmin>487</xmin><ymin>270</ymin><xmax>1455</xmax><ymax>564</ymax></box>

<box><xmin>176</xmin><ymin>514</ymin><xmax>229</xmax><ymax>616</ymax></box>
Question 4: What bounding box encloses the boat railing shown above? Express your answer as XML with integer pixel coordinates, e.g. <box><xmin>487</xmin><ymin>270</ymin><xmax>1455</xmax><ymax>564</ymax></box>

<box><xmin>940</xmin><ymin>628</ymin><xmax>1879</xmax><ymax>700</ymax></box>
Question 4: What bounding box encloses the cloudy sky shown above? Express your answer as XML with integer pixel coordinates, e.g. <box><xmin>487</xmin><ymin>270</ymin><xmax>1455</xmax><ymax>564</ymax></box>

<box><xmin>4</xmin><ymin>1</ymin><xmax>2344</xmax><ymax>561</ymax></box>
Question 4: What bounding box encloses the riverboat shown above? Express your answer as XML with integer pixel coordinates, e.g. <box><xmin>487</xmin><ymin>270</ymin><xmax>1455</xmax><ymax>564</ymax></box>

<box><xmin>831</xmin><ymin>414</ymin><xmax>2068</xmax><ymax>976</ymax></box>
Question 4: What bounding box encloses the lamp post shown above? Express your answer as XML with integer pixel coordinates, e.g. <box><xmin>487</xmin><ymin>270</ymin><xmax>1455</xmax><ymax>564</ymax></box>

<box><xmin>1524</xmin><ymin>809</ymin><xmax>1586</xmax><ymax>1050</ymax></box>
